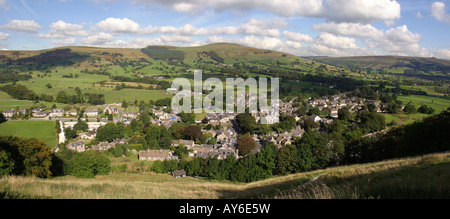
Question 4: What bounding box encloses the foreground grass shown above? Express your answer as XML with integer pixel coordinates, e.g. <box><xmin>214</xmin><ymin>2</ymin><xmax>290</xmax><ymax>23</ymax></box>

<box><xmin>1</xmin><ymin>152</ymin><xmax>449</xmax><ymax>199</ymax></box>
<box><xmin>271</xmin><ymin>152</ymin><xmax>450</xmax><ymax>199</ymax></box>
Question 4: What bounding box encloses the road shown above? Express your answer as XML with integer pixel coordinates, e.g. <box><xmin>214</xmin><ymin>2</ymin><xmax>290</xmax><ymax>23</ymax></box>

<box><xmin>58</xmin><ymin>121</ymin><xmax>65</xmax><ymax>145</ymax></box>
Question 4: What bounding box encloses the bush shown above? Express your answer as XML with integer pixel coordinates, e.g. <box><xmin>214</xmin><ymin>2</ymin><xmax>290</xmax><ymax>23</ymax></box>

<box><xmin>71</xmin><ymin>151</ymin><xmax>110</xmax><ymax>178</ymax></box>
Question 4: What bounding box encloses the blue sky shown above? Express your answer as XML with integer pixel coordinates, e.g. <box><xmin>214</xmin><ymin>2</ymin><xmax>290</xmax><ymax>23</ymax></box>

<box><xmin>0</xmin><ymin>0</ymin><xmax>450</xmax><ymax>59</ymax></box>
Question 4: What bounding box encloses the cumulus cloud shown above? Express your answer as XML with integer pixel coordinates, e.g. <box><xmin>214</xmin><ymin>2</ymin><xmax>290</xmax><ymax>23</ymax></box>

<box><xmin>97</xmin><ymin>17</ymin><xmax>140</xmax><ymax>34</ymax></box>
<box><xmin>0</xmin><ymin>32</ymin><xmax>10</xmax><ymax>40</ymax></box>
<box><xmin>283</xmin><ymin>31</ymin><xmax>314</xmax><ymax>43</ymax></box>
<box><xmin>1</xmin><ymin>20</ymin><xmax>42</xmax><ymax>33</ymax></box>
<box><xmin>39</xmin><ymin>20</ymin><xmax>89</xmax><ymax>38</ymax></box>
<box><xmin>130</xmin><ymin>0</ymin><xmax>400</xmax><ymax>23</ymax></box>
<box><xmin>79</xmin><ymin>32</ymin><xmax>114</xmax><ymax>46</ymax></box>
<box><xmin>366</xmin><ymin>25</ymin><xmax>431</xmax><ymax>57</ymax></box>
<box><xmin>312</xmin><ymin>22</ymin><xmax>383</xmax><ymax>38</ymax></box>
<box><xmin>323</xmin><ymin>0</ymin><xmax>401</xmax><ymax>22</ymax></box>
<box><xmin>315</xmin><ymin>32</ymin><xmax>358</xmax><ymax>50</ymax></box>
<box><xmin>431</xmin><ymin>2</ymin><xmax>450</xmax><ymax>24</ymax></box>
<box><xmin>435</xmin><ymin>49</ymin><xmax>450</xmax><ymax>59</ymax></box>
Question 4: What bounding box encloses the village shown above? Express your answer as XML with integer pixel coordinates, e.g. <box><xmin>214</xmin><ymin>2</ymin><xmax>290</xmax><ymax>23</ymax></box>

<box><xmin>3</xmin><ymin>91</ymin><xmax>384</xmax><ymax>164</ymax></box>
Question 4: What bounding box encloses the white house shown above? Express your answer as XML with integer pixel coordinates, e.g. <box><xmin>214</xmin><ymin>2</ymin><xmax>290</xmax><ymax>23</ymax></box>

<box><xmin>2</xmin><ymin>110</ymin><xmax>15</xmax><ymax>117</ymax></box>
<box><xmin>84</xmin><ymin>109</ymin><xmax>99</xmax><ymax>117</ymax></box>
<box><xmin>310</xmin><ymin>115</ymin><xmax>322</xmax><ymax>123</ymax></box>
<box><xmin>50</xmin><ymin>108</ymin><xmax>64</xmax><ymax>117</ymax></box>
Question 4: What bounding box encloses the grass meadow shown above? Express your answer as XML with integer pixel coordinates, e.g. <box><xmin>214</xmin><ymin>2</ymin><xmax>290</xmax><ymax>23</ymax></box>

<box><xmin>398</xmin><ymin>95</ymin><xmax>450</xmax><ymax>114</ymax></box>
<box><xmin>0</xmin><ymin>120</ymin><xmax>57</xmax><ymax>147</ymax></box>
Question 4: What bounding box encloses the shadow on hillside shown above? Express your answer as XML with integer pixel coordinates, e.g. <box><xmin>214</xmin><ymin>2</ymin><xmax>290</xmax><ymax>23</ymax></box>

<box><xmin>216</xmin><ymin>156</ymin><xmax>450</xmax><ymax>199</ymax></box>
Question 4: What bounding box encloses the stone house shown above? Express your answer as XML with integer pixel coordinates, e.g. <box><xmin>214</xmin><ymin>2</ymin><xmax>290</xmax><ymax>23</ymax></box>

<box><xmin>68</xmin><ymin>141</ymin><xmax>85</xmax><ymax>153</ymax></box>
<box><xmin>139</xmin><ymin>149</ymin><xmax>173</xmax><ymax>161</ymax></box>
<box><xmin>85</xmin><ymin>109</ymin><xmax>99</xmax><ymax>117</ymax></box>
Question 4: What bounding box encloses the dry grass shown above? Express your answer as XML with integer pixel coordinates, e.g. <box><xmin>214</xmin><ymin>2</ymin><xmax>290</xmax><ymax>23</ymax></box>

<box><xmin>1</xmin><ymin>152</ymin><xmax>449</xmax><ymax>199</ymax></box>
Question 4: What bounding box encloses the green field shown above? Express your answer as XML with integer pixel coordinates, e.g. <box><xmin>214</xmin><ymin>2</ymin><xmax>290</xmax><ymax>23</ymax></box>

<box><xmin>0</xmin><ymin>120</ymin><xmax>57</xmax><ymax>147</ymax></box>
<box><xmin>398</xmin><ymin>95</ymin><xmax>450</xmax><ymax>114</ymax></box>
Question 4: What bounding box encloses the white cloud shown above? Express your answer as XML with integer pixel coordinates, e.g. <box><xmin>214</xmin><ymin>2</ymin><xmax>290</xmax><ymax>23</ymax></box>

<box><xmin>434</xmin><ymin>49</ymin><xmax>450</xmax><ymax>59</ymax></box>
<box><xmin>286</xmin><ymin>40</ymin><xmax>303</xmax><ymax>49</ymax></box>
<box><xmin>384</xmin><ymin>25</ymin><xmax>421</xmax><ymax>44</ymax></box>
<box><xmin>97</xmin><ymin>17</ymin><xmax>140</xmax><ymax>34</ymax></box>
<box><xmin>0</xmin><ymin>32</ymin><xmax>10</xmax><ymax>40</ymax></box>
<box><xmin>52</xmin><ymin>38</ymin><xmax>77</xmax><ymax>46</ymax></box>
<box><xmin>431</xmin><ymin>2</ymin><xmax>450</xmax><ymax>24</ymax></box>
<box><xmin>1</xmin><ymin>20</ymin><xmax>42</xmax><ymax>33</ymax></box>
<box><xmin>160</xmin><ymin>35</ymin><xmax>193</xmax><ymax>43</ymax></box>
<box><xmin>283</xmin><ymin>31</ymin><xmax>314</xmax><ymax>43</ymax></box>
<box><xmin>0</xmin><ymin>0</ymin><xmax>10</xmax><ymax>10</ymax></box>
<box><xmin>39</xmin><ymin>20</ymin><xmax>89</xmax><ymax>38</ymax></box>
<box><xmin>79</xmin><ymin>32</ymin><xmax>114</xmax><ymax>46</ymax></box>
<box><xmin>312</xmin><ymin>22</ymin><xmax>383</xmax><ymax>38</ymax></box>
<box><xmin>315</xmin><ymin>32</ymin><xmax>358</xmax><ymax>50</ymax></box>
<box><xmin>132</xmin><ymin>0</ymin><xmax>400</xmax><ymax>23</ymax></box>
<box><xmin>324</xmin><ymin>0</ymin><xmax>401</xmax><ymax>23</ymax></box>
<box><xmin>366</xmin><ymin>25</ymin><xmax>431</xmax><ymax>57</ymax></box>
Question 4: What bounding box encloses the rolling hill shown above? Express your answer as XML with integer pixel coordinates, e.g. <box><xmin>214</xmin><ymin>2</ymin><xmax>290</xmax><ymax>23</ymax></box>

<box><xmin>307</xmin><ymin>56</ymin><xmax>450</xmax><ymax>80</ymax></box>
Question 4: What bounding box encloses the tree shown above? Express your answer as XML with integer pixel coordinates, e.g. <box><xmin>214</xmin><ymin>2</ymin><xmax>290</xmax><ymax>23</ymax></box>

<box><xmin>122</xmin><ymin>100</ymin><xmax>128</xmax><ymax>109</ymax></box>
<box><xmin>0</xmin><ymin>113</ymin><xmax>6</xmax><ymax>124</ymax></box>
<box><xmin>403</xmin><ymin>104</ymin><xmax>417</xmax><ymax>114</ymax></box>
<box><xmin>96</xmin><ymin>122</ymin><xmax>124</xmax><ymax>142</ymax></box>
<box><xmin>114</xmin><ymin>144</ymin><xmax>127</xmax><ymax>157</ymax></box>
<box><xmin>236</xmin><ymin>113</ymin><xmax>257</xmax><ymax>134</ymax></box>
<box><xmin>303</xmin><ymin>117</ymin><xmax>319</xmax><ymax>131</ymax></box>
<box><xmin>236</xmin><ymin>134</ymin><xmax>257</xmax><ymax>156</ymax></box>
<box><xmin>184</xmin><ymin>125</ymin><xmax>202</xmax><ymax>142</ymax></box>
<box><xmin>338</xmin><ymin>106</ymin><xmax>351</xmax><ymax>121</ymax></box>
<box><xmin>297</xmin><ymin>130</ymin><xmax>329</xmax><ymax>169</ymax></box>
<box><xmin>256</xmin><ymin>142</ymin><xmax>277</xmax><ymax>176</ymax></box>
<box><xmin>180</xmin><ymin>112</ymin><xmax>195</xmax><ymax>124</ymax></box>
<box><xmin>418</xmin><ymin>105</ymin><xmax>435</xmax><ymax>114</ymax></box>
<box><xmin>0</xmin><ymin>136</ymin><xmax>55</xmax><ymax>178</ymax></box>
<box><xmin>358</xmin><ymin>111</ymin><xmax>386</xmax><ymax>134</ymax></box>
<box><xmin>73</xmin><ymin>119</ymin><xmax>88</xmax><ymax>132</ymax></box>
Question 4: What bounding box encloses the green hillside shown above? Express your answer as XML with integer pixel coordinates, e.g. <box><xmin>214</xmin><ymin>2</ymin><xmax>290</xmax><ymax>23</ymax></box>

<box><xmin>308</xmin><ymin>56</ymin><xmax>450</xmax><ymax>80</ymax></box>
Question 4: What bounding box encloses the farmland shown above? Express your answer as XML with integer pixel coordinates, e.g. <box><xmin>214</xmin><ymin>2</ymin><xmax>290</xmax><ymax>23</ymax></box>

<box><xmin>0</xmin><ymin>120</ymin><xmax>57</xmax><ymax>147</ymax></box>
<box><xmin>398</xmin><ymin>95</ymin><xmax>450</xmax><ymax>114</ymax></box>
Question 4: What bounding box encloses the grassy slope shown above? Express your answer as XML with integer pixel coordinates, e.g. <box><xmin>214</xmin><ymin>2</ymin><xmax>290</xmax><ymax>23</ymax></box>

<box><xmin>0</xmin><ymin>120</ymin><xmax>57</xmax><ymax>147</ymax></box>
<box><xmin>1</xmin><ymin>152</ymin><xmax>449</xmax><ymax>199</ymax></box>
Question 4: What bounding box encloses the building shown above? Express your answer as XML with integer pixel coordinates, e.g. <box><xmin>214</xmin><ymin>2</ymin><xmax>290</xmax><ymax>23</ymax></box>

<box><xmin>79</xmin><ymin>131</ymin><xmax>96</xmax><ymax>140</ymax></box>
<box><xmin>139</xmin><ymin>149</ymin><xmax>173</xmax><ymax>161</ymax></box>
<box><xmin>51</xmin><ymin>108</ymin><xmax>64</xmax><ymax>117</ymax></box>
<box><xmin>2</xmin><ymin>110</ymin><xmax>15</xmax><ymax>118</ymax></box>
<box><xmin>123</xmin><ymin>112</ymin><xmax>138</xmax><ymax>119</ymax></box>
<box><xmin>310</xmin><ymin>115</ymin><xmax>322</xmax><ymax>123</ymax></box>
<box><xmin>172</xmin><ymin>170</ymin><xmax>186</xmax><ymax>178</ymax></box>
<box><xmin>104</xmin><ymin>106</ymin><xmax>119</xmax><ymax>115</ymax></box>
<box><xmin>172</xmin><ymin>139</ymin><xmax>195</xmax><ymax>149</ymax></box>
<box><xmin>68</xmin><ymin>141</ymin><xmax>85</xmax><ymax>153</ymax></box>
<box><xmin>65</xmin><ymin>110</ymin><xmax>77</xmax><ymax>117</ymax></box>
<box><xmin>85</xmin><ymin>109</ymin><xmax>99</xmax><ymax>117</ymax></box>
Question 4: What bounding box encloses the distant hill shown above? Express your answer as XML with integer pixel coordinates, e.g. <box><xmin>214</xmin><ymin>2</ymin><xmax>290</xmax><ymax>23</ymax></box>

<box><xmin>307</xmin><ymin>56</ymin><xmax>450</xmax><ymax>80</ymax></box>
